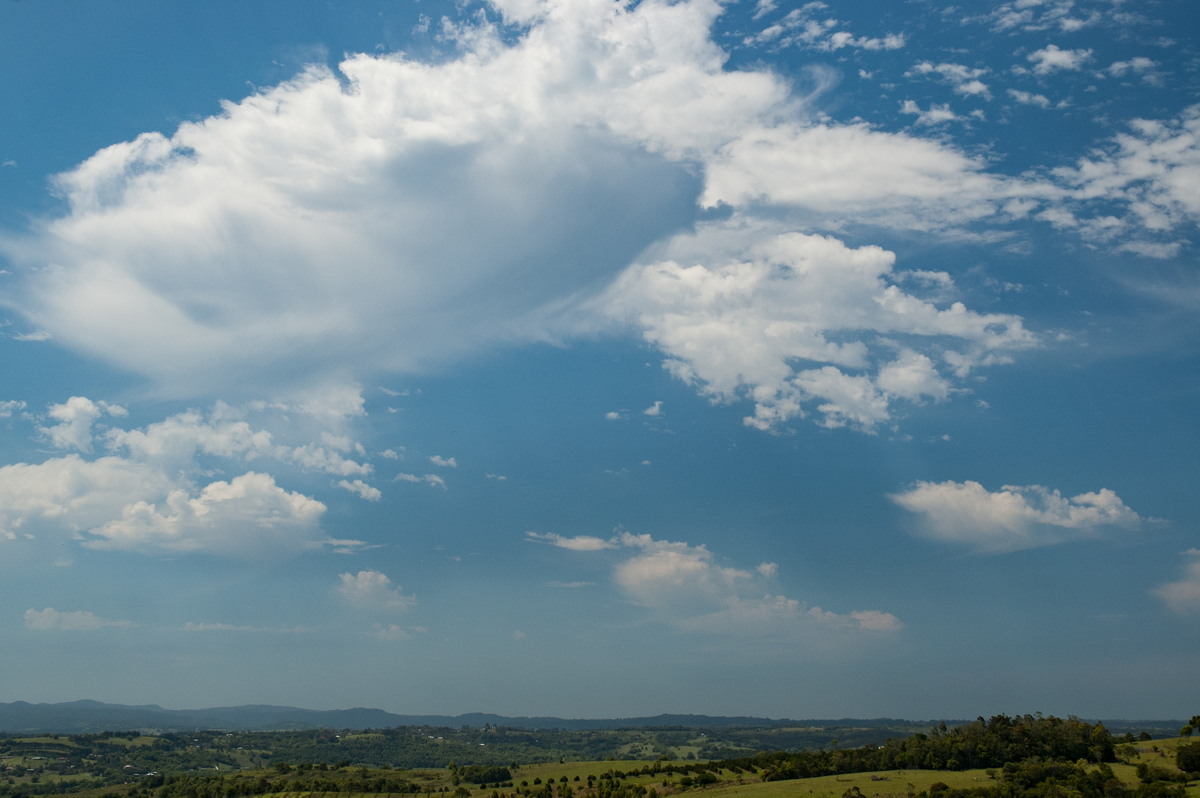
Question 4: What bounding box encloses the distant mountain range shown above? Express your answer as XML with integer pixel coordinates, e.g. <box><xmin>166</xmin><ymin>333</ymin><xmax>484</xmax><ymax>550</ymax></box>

<box><xmin>0</xmin><ymin>700</ymin><xmax>1183</xmax><ymax>737</ymax></box>
<box><xmin>0</xmin><ymin>700</ymin><xmax>922</xmax><ymax>734</ymax></box>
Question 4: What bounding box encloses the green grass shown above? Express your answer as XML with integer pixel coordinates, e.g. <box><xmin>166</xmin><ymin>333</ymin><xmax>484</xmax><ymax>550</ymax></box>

<box><xmin>95</xmin><ymin>736</ymin><xmax>161</xmax><ymax>748</ymax></box>
<box><xmin>701</xmin><ymin>768</ymin><xmax>995</xmax><ymax>798</ymax></box>
<box><xmin>5</xmin><ymin>732</ymin><xmax>1195</xmax><ymax>798</ymax></box>
<box><xmin>443</xmin><ymin>736</ymin><xmax>1200</xmax><ymax>798</ymax></box>
<box><xmin>511</xmin><ymin>761</ymin><xmax>656</xmax><ymax>781</ymax></box>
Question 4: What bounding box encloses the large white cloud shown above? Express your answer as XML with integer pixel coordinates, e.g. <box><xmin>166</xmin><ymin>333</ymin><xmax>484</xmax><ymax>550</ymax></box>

<box><xmin>4</xmin><ymin>0</ymin><xmax>759</xmax><ymax>400</ymax></box>
<box><xmin>86</xmin><ymin>472</ymin><xmax>328</xmax><ymax>557</ymax></box>
<box><xmin>602</xmin><ymin>225</ymin><xmax>1034</xmax><ymax>430</ymax></box>
<box><xmin>529</xmin><ymin>529</ymin><xmax>901</xmax><ymax>635</ymax></box>
<box><xmin>0</xmin><ymin>455</ymin><xmax>175</xmax><ymax>542</ymax></box>
<box><xmin>2</xmin><ymin>0</ymin><xmax>1192</xmax><ymax>430</ymax></box>
<box><xmin>891</xmin><ymin>480</ymin><xmax>1144</xmax><ymax>553</ymax></box>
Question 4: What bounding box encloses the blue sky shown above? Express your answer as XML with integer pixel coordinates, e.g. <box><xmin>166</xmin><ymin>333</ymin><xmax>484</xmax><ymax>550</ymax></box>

<box><xmin>0</xmin><ymin>0</ymin><xmax>1197</xmax><ymax>721</ymax></box>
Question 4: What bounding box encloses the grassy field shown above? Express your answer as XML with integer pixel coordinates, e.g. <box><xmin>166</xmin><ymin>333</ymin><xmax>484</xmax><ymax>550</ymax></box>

<box><xmin>3</xmin><ymin>734</ymin><xmax>1196</xmax><ymax>798</ymax></box>
<box><xmin>474</xmin><ymin>736</ymin><xmax>1200</xmax><ymax>798</ymax></box>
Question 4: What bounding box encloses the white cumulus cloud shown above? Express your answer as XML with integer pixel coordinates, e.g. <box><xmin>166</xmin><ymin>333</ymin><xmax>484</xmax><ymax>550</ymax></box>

<box><xmin>86</xmin><ymin>472</ymin><xmax>331</xmax><ymax>557</ymax></box>
<box><xmin>338</xmin><ymin>479</ymin><xmax>382</xmax><ymax>501</ymax></box>
<box><xmin>1007</xmin><ymin>89</ymin><xmax>1052</xmax><ymax>108</ymax></box>
<box><xmin>901</xmin><ymin>100</ymin><xmax>962</xmax><ymax>127</ymax></box>
<box><xmin>529</xmin><ymin>529</ymin><xmax>900</xmax><ymax>636</ymax></box>
<box><xmin>0</xmin><ymin>454</ymin><xmax>176</xmax><ymax>543</ymax></box>
<box><xmin>907</xmin><ymin>62</ymin><xmax>991</xmax><ymax>98</ymax></box>
<box><xmin>891</xmin><ymin>480</ymin><xmax>1145</xmax><ymax>553</ymax></box>
<box><xmin>394</xmin><ymin>472</ymin><xmax>447</xmax><ymax>490</ymax></box>
<box><xmin>338</xmin><ymin>570</ymin><xmax>416</xmax><ymax>613</ymax></box>
<box><xmin>0</xmin><ymin>398</ymin><xmax>379</xmax><ymax>558</ymax></box>
<box><xmin>1153</xmin><ymin>550</ymin><xmax>1200</xmax><ymax>615</ymax></box>
<box><xmin>40</xmin><ymin>396</ymin><xmax>126</xmax><ymax>453</ymax></box>
<box><xmin>1049</xmin><ymin>106</ymin><xmax>1200</xmax><ymax>253</ymax></box>
<box><xmin>1027</xmin><ymin>44</ymin><xmax>1093</xmax><ymax>74</ymax></box>
<box><xmin>0</xmin><ymin>0</ymin><xmax>1189</xmax><ymax>435</ymax></box>
<box><xmin>602</xmin><ymin>228</ymin><xmax>1033</xmax><ymax>431</ymax></box>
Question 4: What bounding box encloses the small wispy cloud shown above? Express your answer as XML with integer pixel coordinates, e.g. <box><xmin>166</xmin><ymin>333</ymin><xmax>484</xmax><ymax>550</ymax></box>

<box><xmin>338</xmin><ymin>478</ymin><xmax>382</xmax><ymax>501</ymax></box>
<box><xmin>1027</xmin><ymin>44</ymin><xmax>1093</xmax><ymax>74</ymax></box>
<box><xmin>527</xmin><ymin>531</ymin><xmax>616</xmax><ymax>551</ymax></box>
<box><xmin>182</xmin><ymin>622</ymin><xmax>311</xmax><ymax>633</ymax></box>
<box><xmin>24</xmin><ymin>607</ymin><xmax>133</xmax><ymax>631</ymax></box>
<box><xmin>394</xmin><ymin>472</ymin><xmax>447</xmax><ymax>489</ymax></box>
<box><xmin>1007</xmin><ymin>88</ymin><xmax>1052</xmax><ymax>108</ymax></box>
<box><xmin>0</xmin><ymin>400</ymin><xmax>26</xmax><ymax>418</ymax></box>
<box><xmin>901</xmin><ymin>100</ymin><xmax>961</xmax><ymax>126</ymax></box>
<box><xmin>371</xmin><ymin>623</ymin><xmax>424</xmax><ymax>642</ymax></box>
<box><xmin>745</xmin><ymin>5</ymin><xmax>905</xmax><ymax>52</ymax></box>
<box><xmin>907</xmin><ymin>62</ymin><xmax>991</xmax><ymax>98</ymax></box>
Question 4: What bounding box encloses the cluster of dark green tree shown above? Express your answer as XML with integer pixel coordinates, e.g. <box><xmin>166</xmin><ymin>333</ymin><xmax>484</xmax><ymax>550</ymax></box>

<box><xmin>449</xmin><ymin>765</ymin><xmax>512</xmax><ymax>787</ymax></box>
<box><xmin>499</xmin><ymin>772</ymin><xmax>655</xmax><ymax>798</ymax></box>
<box><xmin>204</xmin><ymin>728</ymin><xmax>649</xmax><ymax>769</ymax></box>
<box><xmin>1174</xmin><ymin>741</ymin><xmax>1200</xmax><ymax>776</ymax></box>
<box><xmin>730</xmin><ymin>715</ymin><xmax>1119</xmax><ymax>781</ymax></box>
<box><xmin>905</xmin><ymin>756</ymin><xmax>1188</xmax><ymax>798</ymax></box>
<box><xmin>153</xmin><ymin>768</ymin><xmax>425</xmax><ymax>798</ymax></box>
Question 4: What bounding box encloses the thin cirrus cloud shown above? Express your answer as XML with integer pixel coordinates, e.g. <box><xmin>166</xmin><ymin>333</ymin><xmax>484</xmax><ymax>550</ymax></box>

<box><xmin>890</xmin><ymin>480</ymin><xmax>1145</xmax><ymax>553</ymax></box>
<box><xmin>528</xmin><ymin>530</ymin><xmax>902</xmax><ymax>635</ymax></box>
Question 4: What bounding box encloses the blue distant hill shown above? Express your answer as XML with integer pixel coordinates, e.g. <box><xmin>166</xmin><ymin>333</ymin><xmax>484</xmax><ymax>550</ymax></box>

<box><xmin>0</xmin><ymin>700</ymin><xmax>1182</xmax><ymax>738</ymax></box>
<box><xmin>0</xmin><ymin>700</ymin><xmax>919</xmax><ymax>733</ymax></box>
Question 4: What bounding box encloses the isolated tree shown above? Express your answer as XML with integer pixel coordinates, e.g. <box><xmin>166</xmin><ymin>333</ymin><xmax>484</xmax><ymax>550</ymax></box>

<box><xmin>1177</xmin><ymin>742</ymin><xmax>1200</xmax><ymax>775</ymax></box>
